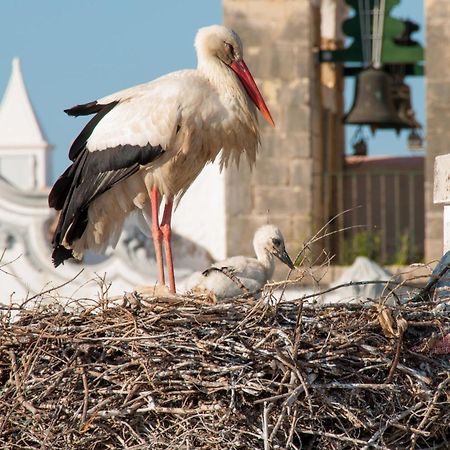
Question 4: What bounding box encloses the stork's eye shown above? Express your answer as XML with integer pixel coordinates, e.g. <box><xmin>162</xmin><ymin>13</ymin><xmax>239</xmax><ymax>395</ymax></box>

<box><xmin>272</xmin><ymin>238</ymin><xmax>281</xmax><ymax>247</ymax></box>
<box><xmin>224</xmin><ymin>42</ymin><xmax>235</xmax><ymax>57</ymax></box>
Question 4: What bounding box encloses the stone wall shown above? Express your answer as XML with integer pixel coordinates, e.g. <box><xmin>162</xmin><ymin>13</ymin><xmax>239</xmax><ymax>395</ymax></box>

<box><xmin>223</xmin><ymin>0</ymin><xmax>324</xmax><ymax>259</ymax></box>
<box><xmin>425</xmin><ymin>0</ymin><xmax>450</xmax><ymax>261</ymax></box>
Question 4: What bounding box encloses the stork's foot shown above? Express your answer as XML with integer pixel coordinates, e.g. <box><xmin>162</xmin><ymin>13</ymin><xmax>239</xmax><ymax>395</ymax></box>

<box><xmin>135</xmin><ymin>284</ymin><xmax>178</xmax><ymax>298</ymax></box>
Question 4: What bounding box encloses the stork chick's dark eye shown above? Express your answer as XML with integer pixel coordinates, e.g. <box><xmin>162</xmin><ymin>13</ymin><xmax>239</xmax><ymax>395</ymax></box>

<box><xmin>272</xmin><ymin>238</ymin><xmax>281</xmax><ymax>247</ymax></box>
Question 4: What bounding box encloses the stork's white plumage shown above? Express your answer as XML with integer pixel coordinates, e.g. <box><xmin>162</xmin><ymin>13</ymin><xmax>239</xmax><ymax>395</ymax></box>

<box><xmin>183</xmin><ymin>225</ymin><xmax>294</xmax><ymax>299</ymax></box>
<box><xmin>49</xmin><ymin>25</ymin><xmax>274</xmax><ymax>293</ymax></box>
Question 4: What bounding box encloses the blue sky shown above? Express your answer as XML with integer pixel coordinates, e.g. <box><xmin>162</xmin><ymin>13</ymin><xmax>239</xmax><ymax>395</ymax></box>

<box><xmin>0</xmin><ymin>1</ymin><xmax>424</xmax><ymax>181</ymax></box>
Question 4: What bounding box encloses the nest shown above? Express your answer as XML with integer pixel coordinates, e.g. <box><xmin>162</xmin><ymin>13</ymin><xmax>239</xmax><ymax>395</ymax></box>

<box><xmin>0</xmin><ymin>288</ymin><xmax>449</xmax><ymax>450</ymax></box>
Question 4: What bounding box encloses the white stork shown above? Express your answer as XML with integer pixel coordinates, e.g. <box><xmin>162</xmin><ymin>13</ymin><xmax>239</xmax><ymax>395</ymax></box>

<box><xmin>49</xmin><ymin>25</ymin><xmax>274</xmax><ymax>293</ymax></box>
<box><xmin>184</xmin><ymin>225</ymin><xmax>295</xmax><ymax>299</ymax></box>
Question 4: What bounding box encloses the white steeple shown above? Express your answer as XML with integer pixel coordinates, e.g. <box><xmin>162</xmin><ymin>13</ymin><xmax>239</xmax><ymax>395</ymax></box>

<box><xmin>0</xmin><ymin>58</ymin><xmax>52</xmax><ymax>190</ymax></box>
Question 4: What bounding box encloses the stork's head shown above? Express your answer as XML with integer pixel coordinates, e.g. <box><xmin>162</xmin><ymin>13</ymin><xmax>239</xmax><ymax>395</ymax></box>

<box><xmin>195</xmin><ymin>25</ymin><xmax>275</xmax><ymax>127</ymax></box>
<box><xmin>253</xmin><ymin>225</ymin><xmax>295</xmax><ymax>270</ymax></box>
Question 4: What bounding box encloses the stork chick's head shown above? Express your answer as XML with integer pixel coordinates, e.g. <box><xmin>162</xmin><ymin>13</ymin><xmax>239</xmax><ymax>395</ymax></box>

<box><xmin>195</xmin><ymin>25</ymin><xmax>275</xmax><ymax>127</ymax></box>
<box><xmin>253</xmin><ymin>225</ymin><xmax>295</xmax><ymax>270</ymax></box>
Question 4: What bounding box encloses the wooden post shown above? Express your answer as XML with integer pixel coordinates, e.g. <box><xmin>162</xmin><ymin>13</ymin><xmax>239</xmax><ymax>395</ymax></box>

<box><xmin>433</xmin><ymin>154</ymin><xmax>450</xmax><ymax>253</ymax></box>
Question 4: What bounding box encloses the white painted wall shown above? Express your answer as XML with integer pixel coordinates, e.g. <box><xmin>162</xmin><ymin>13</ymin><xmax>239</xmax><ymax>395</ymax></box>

<box><xmin>434</xmin><ymin>154</ymin><xmax>450</xmax><ymax>254</ymax></box>
<box><xmin>0</xmin><ymin>149</ymin><xmax>48</xmax><ymax>190</ymax></box>
<box><xmin>0</xmin><ymin>185</ymin><xmax>209</xmax><ymax>303</ymax></box>
<box><xmin>172</xmin><ymin>160</ymin><xmax>227</xmax><ymax>261</ymax></box>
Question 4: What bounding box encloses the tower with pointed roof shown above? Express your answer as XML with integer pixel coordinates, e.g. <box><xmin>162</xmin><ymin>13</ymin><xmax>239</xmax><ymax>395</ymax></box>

<box><xmin>0</xmin><ymin>58</ymin><xmax>52</xmax><ymax>190</ymax></box>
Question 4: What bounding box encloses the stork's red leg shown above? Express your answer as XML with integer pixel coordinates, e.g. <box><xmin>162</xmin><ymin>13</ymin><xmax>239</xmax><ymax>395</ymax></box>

<box><xmin>160</xmin><ymin>199</ymin><xmax>176</xmax><ymax>293</ymax></box>
<box><xmin>150</xmin><ymin>187</ymin><xmax>165</xmax><ymax>286</ymax></box>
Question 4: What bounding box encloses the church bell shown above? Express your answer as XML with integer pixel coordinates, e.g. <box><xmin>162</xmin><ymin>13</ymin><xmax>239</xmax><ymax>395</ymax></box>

<box><xmin>391</xmin><ymin>77</ymin><xmax>421</xmax><ymax>130</ymax></box>
<box><xmin>344</xmin><ymin>67</ymin><xmax>409</xmax><ymax>132</ymax></box>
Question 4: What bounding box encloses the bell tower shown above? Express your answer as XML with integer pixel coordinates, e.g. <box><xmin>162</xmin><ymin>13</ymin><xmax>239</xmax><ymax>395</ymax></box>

<box><xmin>0</xmin><ymin>58</ymin><xmax>52</xmax><ymax>190</ymax></box>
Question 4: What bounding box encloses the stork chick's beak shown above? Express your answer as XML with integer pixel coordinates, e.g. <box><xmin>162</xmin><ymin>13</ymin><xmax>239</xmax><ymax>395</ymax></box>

<box><xmin>230</xmin><ymin>60</ymin><xmax>275</xmax><ymax>127</ymax></box>
<box><xmin>274</xmin><ymin>248</ymin><xmax>295</xmax><ymax>270</ymax></box>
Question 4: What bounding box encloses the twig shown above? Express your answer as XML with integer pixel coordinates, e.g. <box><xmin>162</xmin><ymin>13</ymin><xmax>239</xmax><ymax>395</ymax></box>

<box><xmin>22</xmin><ymin>269</ymin><xmax>84</xmax><ymax>305</ymax></box>
<box><xmin>8</xmin><ymin>350</ymin><xmax>38</xmax><ymax>416</ymax></box>
<box><xmin>315</xmin><ymin>383</ymin><xmax>395</xmax><ymax>390</ymax></box>
<box><xmin>78</xmin><ymin>357</ymin><xmax>90</xmax><ymax>427</ymax></box>
<box><xmin>386</xmin><ymin>318</ymin><xmax>407</xmax><ymax>383</ymax></box>
<box><xmin>208</xmin><ymin>266</ymin><xmax>250</xmax><ymax>294</ymax></box>
<box><xmin>301</xmin><ymin>429</ymin><xmax>385</xmax><ymax>449</ymax></box>
<box><xmin>409</xmin><ymin>375</ymin><xmax>450</xmax><ymax>450</ymax></box>
<box><xmin>363</xmin><ymin>402</ymin><xmax>425</xmax><ymax>449</ymax></box>
<box><xmin>262</xmin><ymin>402</ymin><xmax>271</xmax><ymax>450</ymax></box>
<box><xmin>410</xmin><ymin>261</ymin><xmax>450</xmax><ymax>302</ymax></box>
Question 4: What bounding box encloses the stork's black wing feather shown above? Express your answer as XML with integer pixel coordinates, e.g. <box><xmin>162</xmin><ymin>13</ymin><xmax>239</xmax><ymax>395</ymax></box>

<box><xmin>50</xmin><ymin>143</ymin><xmax>165</xmax><ymax>267</ymax></box>
<box><xmin>64</xmin><ymin>101</ymin><xmax>104</xmax><ymax>117</ymax></box>
<box><xmin>49</xmin><ymin>100</ymin><xmax>120</xmax><ymax>209</ymax></box>
<box><xmin>51</xmin><ymin>96</ymin><xmax>166</xmax><ymax>266</ymax></box>
<box><xmin>68</xmin><ymin>101</ymin><xmax>119</xmax><ymax>161</ymax></box>
<box><xmin>48</xmin><ymin>164</ymin><xmax>74</xmax><ymax>210</ymax></box>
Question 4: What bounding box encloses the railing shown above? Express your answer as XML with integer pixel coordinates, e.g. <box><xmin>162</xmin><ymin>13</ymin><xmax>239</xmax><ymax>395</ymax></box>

<box><xmin>321</xmin><ymin>169</ymin><xmax>424</xmax><ymax>265</ymax></box>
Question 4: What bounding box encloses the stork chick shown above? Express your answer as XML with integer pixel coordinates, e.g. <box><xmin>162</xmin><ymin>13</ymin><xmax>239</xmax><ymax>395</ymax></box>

<box><xmin>184</xmin><ymin>225</ymin><xmax>294</xmax><ymax>299</ymax></box>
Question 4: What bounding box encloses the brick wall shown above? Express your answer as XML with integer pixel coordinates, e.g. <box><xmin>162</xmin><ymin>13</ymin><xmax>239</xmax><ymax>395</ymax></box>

<box><xmin>223</xmin><ymin>0</ymin><xmax>324</xmax><ymax>259</ymax></box>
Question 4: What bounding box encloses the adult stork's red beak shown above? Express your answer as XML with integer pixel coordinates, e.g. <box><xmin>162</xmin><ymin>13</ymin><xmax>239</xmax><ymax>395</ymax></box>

<box><xmin>230</xmin><ymin>60</ymin><xmax>275</xmax><ymax>127</ymax></box>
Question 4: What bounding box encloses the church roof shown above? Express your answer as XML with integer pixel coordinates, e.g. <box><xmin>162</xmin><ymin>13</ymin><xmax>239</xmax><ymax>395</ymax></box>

<box><xmin>0</xmin><ymin>58</ymin><xmax>49</xmax><ymax>148</ymax></box>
